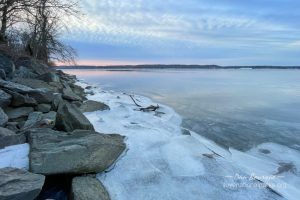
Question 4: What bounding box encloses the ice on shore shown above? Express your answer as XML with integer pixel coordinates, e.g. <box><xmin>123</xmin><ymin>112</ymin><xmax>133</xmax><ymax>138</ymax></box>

<box><xmin>0</xmin><ymin>143</ymin><xmax>29</xmax><ymax>170</ymax></box>
<box><xmin>79</xmin><ymin>81</ymin><xmax>286</xmax><ymax>200</ymax></box>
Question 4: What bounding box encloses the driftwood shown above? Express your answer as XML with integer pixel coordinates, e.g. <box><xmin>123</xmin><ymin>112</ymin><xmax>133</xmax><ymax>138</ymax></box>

<box><xmin>127</xmin><ymin>94</ymin><xmax>160</xmax><ymax>112</ymax></box>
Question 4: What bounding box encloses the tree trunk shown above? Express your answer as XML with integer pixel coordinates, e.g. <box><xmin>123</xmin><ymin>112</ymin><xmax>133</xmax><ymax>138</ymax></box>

<box><xmin>0</xmin><ymin>4</ymin><xmax>8</xmax><ymax>42</ymax></box>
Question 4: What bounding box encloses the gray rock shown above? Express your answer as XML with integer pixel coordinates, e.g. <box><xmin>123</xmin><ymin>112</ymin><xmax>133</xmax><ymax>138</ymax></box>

<box><xmin>0</xmin><ymin>79</ymin><xmax>53</xmax><ymax>104</ymax></box>
<box><xmin>0</xmin><ymin>167</ymin><xmax>45</xmax><ymax>200</ymax></box>
<box><xmin>23</xmin><ymin>111</ymin><xmax>56</xmax><ymax>130</ymax></box>
<box><xmin>72</xmin><ymin>176</ymin><xmax>110</xmax><ymax>200</ymax></box>
<box><xmin>0</xmin><ymin>69</ymin><xmax>6</xmax><ymax>80</ymax></box>
<box><xmin>0</xmin><ymin>89</ymin><xmax>11</xmax><ymax>107</ymax></box>
<box><xmin>56</xmin><ymin>102</ymin><xmax>94</xmax><ymax>132</ymax></box>
<box><xmin>13</xmin><ymin>78</ymin><xmax>58</xmax><ymax>92</ymax></box>
<box><xmin>0</xmin><ymin>127</ymin><xmax>26</xmax><ymax>148</ymax></box>
<box><xmin>0</xmin><ymin>79</ymin><xmax>34</xmax><ymax>93</ymax></box>
<box><xmin>51</xmin><ymin>93</ymin><xmax>63</xmax><ymax>111</ymax></box>
<box><xmin>35</xmin><ymin>104</ymin><xmax>51</xmax><ymax>113</ymax></box>
<box><xmin>62</xmin><ymin>86</ymin><xmax>82</xmax><ymax>101</ymax></box>
<box><xmin>5</xmin><ymin>107</ymin><xmax>34</xmax><ymax>121</ymax></box>
<box><xmin>6</xmin><ymin>90</ymin><xmax>38</xmax><ymax>107</ymax></box>
<box><xmin>13</xmin><ymin>66</ymin><xmax>38</xmax><ymax>79</ymax></box>
<box><xmin>80</xmin><ymin>100</ymin><xmax>110</xmax><ymax>113</ymax></box>
<box><xmin>15</xmin><ymin>57</ymin><xmax>50</xmax><ymax>75</ymax></box>
<box><xmin>5</xmin><ymin>122</ymin><xmax>19</xmax><ymax>132</ymax></box>
<box><xmin>63</xmin><ymin>83</ymin><xmax>82</xmax><ymax>101</ymax></box>
<box><xmin>26</xmin><ymin>89</ymin><xmax>54</xmax><ymax>104</ymax></box>
<box><xmin>0</xmin><ymin>53</ymin><xmax>15</xmax><ymax>77</ymax></box>
<box><xmin>0</xmin><ymin>107</ymin><xmax>8</xmax><ymax>126</ymax></box>
<box><xmin>70</xmin><ymin>84</ymin><xmax>86</xmax><ymax>100</ymax></box>
<box><xmin>37</xmin><ymin>72</ymin><xmax>60</xmax><ymax>83</ymax></box>
<box><xmin>29</xmin><ymin>128</ymin><xmax>126</xmax><ymax>175</ymax></box>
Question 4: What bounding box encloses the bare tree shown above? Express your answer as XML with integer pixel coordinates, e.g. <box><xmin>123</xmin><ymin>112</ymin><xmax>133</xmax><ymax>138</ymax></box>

<box><xmin>0</xmin><ymin>0</ymin><xmax>36</xmax><ymax>42</ymax></box>
<box><xmin>26</xmin><ymin>0</ymin><xmax>80</xmax><ymax>64</ymax></box>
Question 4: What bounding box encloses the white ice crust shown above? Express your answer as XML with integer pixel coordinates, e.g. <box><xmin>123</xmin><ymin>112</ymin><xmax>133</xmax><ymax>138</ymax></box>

<box><xmin>0</xmin><ymin>143</ymin><xmax>29</xmax><ymax>170</ymax></box>
<box><xmin>77</xmin><ymin>81</ymin><xmax>299</xmax><ymax>200</ymax></box>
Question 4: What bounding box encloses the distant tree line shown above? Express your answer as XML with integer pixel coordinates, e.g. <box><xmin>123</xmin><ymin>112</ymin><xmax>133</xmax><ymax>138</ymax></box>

<box><xmin>0</xmin><ymin>0</ymin><xmax>80</xmax><ymax>64</ymax></box>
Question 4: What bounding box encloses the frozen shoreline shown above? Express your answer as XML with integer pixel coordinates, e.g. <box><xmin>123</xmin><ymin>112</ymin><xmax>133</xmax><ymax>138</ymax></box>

<box><xmin>76</xmin><ymin>80</ymin><xmax>300</xmax><ymax>200</ymax></box>
<box><xmin>0</xmin><ymin>79</ymin><xmax>298</xmax><ymax>200</ymax></box>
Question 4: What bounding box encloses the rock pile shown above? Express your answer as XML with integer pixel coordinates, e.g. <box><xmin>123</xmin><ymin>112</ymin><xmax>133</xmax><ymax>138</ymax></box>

<box><xmin>0</xmin><ymin>52</ymin><xmax>125</xmax><ymax>200</ymax></box>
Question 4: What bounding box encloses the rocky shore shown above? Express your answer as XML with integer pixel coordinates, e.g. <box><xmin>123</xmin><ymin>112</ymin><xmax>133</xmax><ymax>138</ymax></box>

<box><xmin>0</xmin><ymin>52</ymin><xmax>126</xmax><ymax>200</ymax></box>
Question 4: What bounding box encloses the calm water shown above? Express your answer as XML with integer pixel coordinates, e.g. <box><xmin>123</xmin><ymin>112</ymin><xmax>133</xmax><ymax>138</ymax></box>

<box><xmin>65</xmin><ymin>69</ymin><xmax>300</xmax><ymax>152</ymax></box>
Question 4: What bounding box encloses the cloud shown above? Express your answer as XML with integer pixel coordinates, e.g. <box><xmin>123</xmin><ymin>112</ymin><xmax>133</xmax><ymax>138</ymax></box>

<box><xmin>62</xmin><ymin>0</ymin><xmax>300</xmax><ymax>65</ymax></box>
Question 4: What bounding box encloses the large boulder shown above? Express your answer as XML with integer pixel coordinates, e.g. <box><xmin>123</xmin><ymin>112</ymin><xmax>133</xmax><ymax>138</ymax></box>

<box><xmin>56</xmin><ymin>102</ymin><xmax>94</xmax><ymax>132</ymax></box>
<box><xmin>0</xmin><ymin>79</ymin><xmax>33</xmax><ymax>93</ymax></box>
<box><xmin>26</xmin><ymin>89</ymin><xmax>54</xmax><ymax>104</ymax></box>
<box><xmin>0</xmin><ymin>107</ymin><xmax>8</xmax><ymax>126</ymax></box>
<box><xmin>28</xmin><ymin>128</ymin><xmax>126</xmax><ymax>175</ymax></box>
<box><xmin>0</xmin><ymin>53</ymin><xmax>15</xmax><ymax>78</ymax></box>
<box><xmin>37</xmin><ymin>71</ymin><xmax>60</xmax><ymax>83</ymax></box>
<box><xmin>23</xmin><ymin>111</ymin><xmax>56</xmax><ymax>130</ymax></box>
<box><xmin>0</xmin><ymin>80</ymin><xmax>53</xmax><ymax>104</ymax></box>
<box><xmin>35</xmin><ymin>104</ymin><xmax>51</xmax><ymax>113</ymax></box>
<box><xmin>12</xmin><ymin>66</ymin><xmax>38</xmax><ymax>79</ymax></box>
<box><xmin>5</xmin><ymin>107</ymin><xmax>34</xmax><ymax>121</ymax></box>
<box><xmin>15</xmin><ymin>57</ymin><xmax>50</xmax><ymax>75</ymax></box>
<box><xmin>80</xmin><ymin>100</ymin><xmax>110</xmax><ymax>113</ymax></box>
<box><xmin>51</xmin><ymin>93</ymin><xmax>63</xmax><ymax>111</ymax></box>
<box><xmin>0</xmin><ymin>167</ymin><xmax>45</xmax><ymax>200</ymax></box>
<box><xmin>62</xmin><ymin>86</ymin><xmax>82</xmax><ymax>101</ymax></box>
<box><xmin>12</xmin><ymin>78</ymin><xmax>58</xmax><ymax>92</ymax></box>
<box><xmin>0</xmin><ymin>69</ymin><xmax>6</xmax><ymax>80</ymax></box>
<box><xmin>0</xmin><ymin>127</ymin><xmax>26</xmax><ymax>148</ymax></box>
<box><xmin>5</xmin><ymin>90</ymin><xmax>37</xmax><ymax>107</ymax></box>
<box><xmin>72</xmin><ymin>176</ymin><xmax>110</xmax><ymax>200</ymax></box>
<box><xmin>0</xmin><ymin>89</ymin><xmax>11</xmax><ymax>107</ymax></box>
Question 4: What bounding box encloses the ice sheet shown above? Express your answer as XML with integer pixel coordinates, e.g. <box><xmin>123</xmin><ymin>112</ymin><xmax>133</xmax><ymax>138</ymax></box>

<box><xmin>79</xmin><ymin>81</ymin><xmax>284</xmax><ymax>200</ymax></box>
<box><xmin>0</xmin><ymin>143</ymin><xmax>29</xmax><ymax>170</ymax></box>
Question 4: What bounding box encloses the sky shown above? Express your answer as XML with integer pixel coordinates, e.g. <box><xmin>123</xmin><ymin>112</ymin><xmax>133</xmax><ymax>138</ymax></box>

<box><xmin>62</xmin><ymin>0</ymin><xmax>300</xmax><ymax>66</ymax></box>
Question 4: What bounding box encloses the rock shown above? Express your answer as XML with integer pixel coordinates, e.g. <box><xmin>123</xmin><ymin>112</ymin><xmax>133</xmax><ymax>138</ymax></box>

<box><xmin>37</xmin><ymin>71</ymin><xmax>60</xmax><ymax>83</ymax></box>
<box><xmin>0</xmin><ymin>53</ymin><xmax>15</xmax><ymax>77</ymax></box>
<box><xmin>28</xmin><ymin>128</ymin><xmax>126</xmax><ymax>175</ymax></box>
<box><xmin>0</xmin><ymin>89</ymin><xmax>11</xmax><ymax>107</ymax></box>
<box><xmin>5</xmin><ymin>122</ymin><xmax>19</xmax><ymax>132</ymax></box>
<box><xmin>0</xmin><ymin>107</ymin><xmax>8</xmax><ymax>126</ymax></box>
<box><xmin>6</xmin><ymin>90</ymin><xmax>38</xmax><ymax>107</ymax></box>
<box><xmin>13</xmin><ymin>66</ymin><xmax>38</xmax><ymax>79</ymax></box>
<box><xmin>13</xmin><ymin>78</ymin><xmax>58</xmax><ymax>92</ymax></box>
<box><xmin>56</xmin><ymin>102</ymin><xmax>94</xmax><ymax>132</ymax></box>
<box><xmin>0</xmin><ymin>79</ymin><xmax>54</xmax><ymax>103</ymax></box>
<box><xmin>0</xmin><ymin>79</ymin><xmax>34</xmax><ymax>93</ymax></box>
<box><xmin>5</xmin><ymin>107</ymin><xmax>34</xmax><ymax>121</ymax></box>
<box><xmin>15</xmin><ymin>57</ymin><xmax>50</xmax><ymax>75</ymax></box>
<box><xmin>23</xmin><ymin>111</ymin><xmax>56</xmax><ymax>130</ymax></box>
<box><xmin>0</xmin><ymin>69</ymin><xmax>6</xmax><ymax>80</ymax></box>
<box><xmin>0</xmin><ymin>167</ymin><xmax>45</xmax><ymax>200</ymax></box>
<box><xmin>80</xmin><ymin>100</ymin><xmax>110</xmax><ymax>113</ymax></box>
<box><xmin>70</xmin><ymin>84</ymin><xmax>86</xmax><ymax>100</ymax></box>
<box><xmin>72</xmin><ymin>176</ymin><xmax>110</xmax><ymax>200</ymax></box>
<box><xmin>26</xmin><ymin>89</ymin><xmax>54</xmax><ymax>104</ymax></box>
<box><xmin>51</xmin><ymin>93</ymin><xmax>63</xmax><ymax>111</ymax></box>
<box><xmin>0</xmin><ymin>127</ymin><xmax>26</xmax><ymax>148</ymax></box>
<box><xmin>62</xmin><ymin>86</ymin><xmax>82</xmax><ymax>101</ymax></box>
<box><xmin>35</xmin><ymin>104</ymin><xmax>51</xmax><ymax>113</ymax></box>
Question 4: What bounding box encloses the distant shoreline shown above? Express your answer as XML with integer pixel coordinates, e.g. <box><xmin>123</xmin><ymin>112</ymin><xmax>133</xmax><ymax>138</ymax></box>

<box><xmin>57</xmin><ymin>65</ymin><xmax>300</xmax><ymax>70</ymax></box>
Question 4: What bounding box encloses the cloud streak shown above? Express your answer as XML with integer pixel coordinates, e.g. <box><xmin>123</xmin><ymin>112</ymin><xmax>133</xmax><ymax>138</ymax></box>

<box><xmin>62</xmin><ymin>0</ymin><xmax>300</xmax><ymax>65</ymax></box>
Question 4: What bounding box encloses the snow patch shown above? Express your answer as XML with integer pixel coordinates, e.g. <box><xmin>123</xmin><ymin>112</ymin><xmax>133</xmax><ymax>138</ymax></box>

<box><xmin>0</xmin><ymin>143</ymin><xmax>29</xmax><ymax>170</ymax></box>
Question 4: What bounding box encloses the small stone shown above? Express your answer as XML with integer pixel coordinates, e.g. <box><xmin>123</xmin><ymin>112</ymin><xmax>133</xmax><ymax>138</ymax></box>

<box><xmin>36</xmin><ymin>104</ymin><xmax>51</xmax><ymax>113</ymax></box>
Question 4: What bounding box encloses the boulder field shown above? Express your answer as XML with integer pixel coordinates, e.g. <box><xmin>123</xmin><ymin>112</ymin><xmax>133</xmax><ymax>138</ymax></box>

<box><xmin>0</xmin><ymin>52</ymin><xmax>125</xmax><ymax>200</ymax></box>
